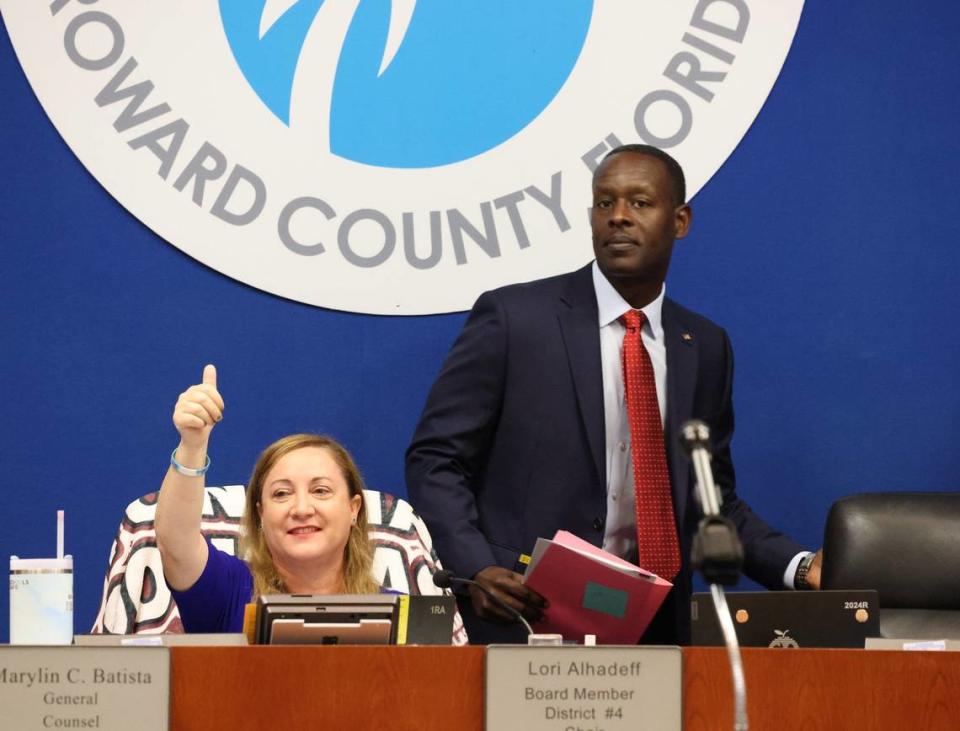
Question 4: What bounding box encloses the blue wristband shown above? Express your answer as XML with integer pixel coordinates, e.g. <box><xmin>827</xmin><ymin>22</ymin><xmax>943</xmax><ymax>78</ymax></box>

<box><xmin>170</xmin><ymin>448</ymin><xmax>210</xmax><ymax>477</ymax></box>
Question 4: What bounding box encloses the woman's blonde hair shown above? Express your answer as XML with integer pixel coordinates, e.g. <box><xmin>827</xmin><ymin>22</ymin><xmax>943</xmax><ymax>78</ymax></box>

<box><xmin>239</xmin><ymin>434</ymin><xmax>378</xmax><ymax>598</ymax></box>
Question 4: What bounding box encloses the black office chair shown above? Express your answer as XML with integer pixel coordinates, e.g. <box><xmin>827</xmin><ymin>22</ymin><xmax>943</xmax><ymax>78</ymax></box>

<box><xmin>821</xmin><ymin>491</ymin><xmax>960</xmax><ymax>639</ymax></box>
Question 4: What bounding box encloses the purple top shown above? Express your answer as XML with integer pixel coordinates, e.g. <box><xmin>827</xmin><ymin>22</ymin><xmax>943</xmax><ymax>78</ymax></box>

<box><xmin>170</xmin><ymin>540</ymin><xmax>253</xmax><ymax>633</ymax></box>
<box><xmin>170</xmin><ymin>540</ymin><xmax>397</xmax><ymax>633</ymax></box>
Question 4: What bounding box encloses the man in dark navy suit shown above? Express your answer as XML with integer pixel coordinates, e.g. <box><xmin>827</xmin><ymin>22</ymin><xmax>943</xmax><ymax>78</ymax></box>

<box><xmin>406</xmin><ymin>145</ymin><xmax>821</xmax><ymax>644</ymax></box>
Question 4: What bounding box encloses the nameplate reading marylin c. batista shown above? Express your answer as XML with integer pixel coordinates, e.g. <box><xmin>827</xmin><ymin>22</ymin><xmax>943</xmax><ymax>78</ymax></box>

<box><xmin>485</xmin><ymin>645</ymin><xmax>681</xmax><ymax>731</ymax></box>
<box><xmin>0</xmin><ymin>646</ymin><xmax>169</xmax><ymax>730</ymax></box>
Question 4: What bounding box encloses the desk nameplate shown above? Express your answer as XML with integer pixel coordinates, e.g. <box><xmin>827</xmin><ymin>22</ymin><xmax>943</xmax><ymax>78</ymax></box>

<box><xmin>485</xmin><ymin>645</ymin><xmax>681</xmax><ymax>731</ymax></box>
<box><xmin>0</xmin><ymin>646</ymin><xmax>169</xmax><ymax>730</ymax></box>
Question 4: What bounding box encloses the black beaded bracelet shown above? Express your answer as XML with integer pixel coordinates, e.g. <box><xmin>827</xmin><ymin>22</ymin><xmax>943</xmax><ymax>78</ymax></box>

<box><xmin>794</xmin><ymin>553</ymin><xmax>815</xmax><ymax>590</ymax></box>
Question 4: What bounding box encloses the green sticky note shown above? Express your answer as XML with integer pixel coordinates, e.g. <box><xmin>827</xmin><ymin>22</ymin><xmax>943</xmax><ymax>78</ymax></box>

<box><xmin>582</xmin><ymin>581</ymin><xmax>628</xmax><ymax>618</ymax></box>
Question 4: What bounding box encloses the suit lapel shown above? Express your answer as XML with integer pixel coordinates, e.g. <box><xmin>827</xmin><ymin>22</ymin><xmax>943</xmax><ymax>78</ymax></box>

<box><xmin>663</xmin><ymin>299</ymin><xmax>698</xmax><ymax>529</ymax></box>
<box><xmin>557</xmin><ymin>265</ymin><xmax>605</xmax><ymax>488</ymax></box>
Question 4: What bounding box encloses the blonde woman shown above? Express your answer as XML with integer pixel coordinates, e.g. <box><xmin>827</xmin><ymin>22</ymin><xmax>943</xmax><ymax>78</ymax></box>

<box><xmin>155</xmin><ymin>365</ymin><xmax>379</xmax><ymax>632</ymax></box>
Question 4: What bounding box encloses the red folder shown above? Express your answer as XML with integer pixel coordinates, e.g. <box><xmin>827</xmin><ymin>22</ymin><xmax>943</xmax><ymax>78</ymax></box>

<box><xmin>523</xmin><ymin>531</ymin><xmax>672</xmax><ymax>644</ymax></box>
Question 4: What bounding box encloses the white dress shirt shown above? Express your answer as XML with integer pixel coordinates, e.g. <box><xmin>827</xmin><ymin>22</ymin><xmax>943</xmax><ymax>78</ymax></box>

<box><xmin>592</xmin><ymin>262</ymin><xmax>666</xmax><ymax>563</ymax></box>
<box><xmin>592</xmin><ymin>262</ymin><xmax>806</xmax><ymax>587</ymax></box>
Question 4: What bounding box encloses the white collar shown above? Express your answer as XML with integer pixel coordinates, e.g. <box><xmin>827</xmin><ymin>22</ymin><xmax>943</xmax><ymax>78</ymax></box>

<box><xmin>591</xmin><ymin>261</ymin><xmax>665</xmax><ymax>337</ymax></box>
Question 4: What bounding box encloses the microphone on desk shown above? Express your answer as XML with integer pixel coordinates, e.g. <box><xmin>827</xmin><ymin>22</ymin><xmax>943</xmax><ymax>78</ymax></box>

<box><xmin>679</xmin><ymin>419</ymin><xmax>743</xmax><ymax>585</ymax></box>
<box><xmin>432</xmin><ymin>569</ymin><xmax>534</xmax><ymax>636</ymax></box>
<box><xmin>680</xmin><ymin>419</ymin><xmax>748</xmax><ymax>731</ymax></box>
<box><xmin>679</xmin><ymin>419</ymin><xmax>718</xmax><ymax>512</ymax></box>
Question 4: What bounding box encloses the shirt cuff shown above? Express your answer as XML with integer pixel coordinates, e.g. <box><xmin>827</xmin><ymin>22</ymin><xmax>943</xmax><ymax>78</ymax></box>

<box><xmin>783</xmin><ymin>551</ymin><xmax>812</xmax><ymax>589</ymax></box>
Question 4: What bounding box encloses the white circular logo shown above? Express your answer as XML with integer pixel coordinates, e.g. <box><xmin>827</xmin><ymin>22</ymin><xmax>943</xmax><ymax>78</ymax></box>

<box><xmin>3</xmin><ymin>1</ymin><xmax>803</xmax><ymax>314</ymax></box>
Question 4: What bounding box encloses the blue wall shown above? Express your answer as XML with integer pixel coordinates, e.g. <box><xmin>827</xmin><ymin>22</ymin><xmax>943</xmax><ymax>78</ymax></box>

<box><xmin>2</xmin><ymin>3</ymin><xmax>959</xmax><ymax>641</ymax></box>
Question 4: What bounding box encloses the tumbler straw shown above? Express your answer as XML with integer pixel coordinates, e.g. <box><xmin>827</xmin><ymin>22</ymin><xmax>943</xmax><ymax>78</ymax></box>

<box><xmin>57</xmin><ymin>509</ymin><xmax>64</xmax><ymax>559</ymax></box>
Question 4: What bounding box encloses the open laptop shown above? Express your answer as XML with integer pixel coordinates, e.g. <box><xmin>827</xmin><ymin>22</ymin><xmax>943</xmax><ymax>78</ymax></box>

<box><xmin>691</xmin><ymin>590</ymin><xmax>880</xmax><ymax>648</ymax></box>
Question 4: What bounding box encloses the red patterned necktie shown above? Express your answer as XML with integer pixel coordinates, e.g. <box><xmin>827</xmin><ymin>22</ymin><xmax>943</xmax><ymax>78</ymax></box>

<box><xmin>620</xmin><ymin>309</ymin><xmax>681</xmax><ymax>580</ymax></box>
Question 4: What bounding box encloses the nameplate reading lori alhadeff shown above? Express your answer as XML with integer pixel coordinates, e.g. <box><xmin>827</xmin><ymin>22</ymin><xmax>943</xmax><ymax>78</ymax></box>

<box><xmin>0</xmin><ymin>646</ymin><xmax>168</xmax><ymax>730</ymax></box>
<box><xmin>485</xmin><ymin>645</ymin><xmax>681</xmax><ymax>731</ymax></box>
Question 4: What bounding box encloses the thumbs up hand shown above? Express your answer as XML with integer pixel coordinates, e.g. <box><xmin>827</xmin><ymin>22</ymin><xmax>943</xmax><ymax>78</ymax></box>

<box><xmin>172</xmin><ymin>364</ymin><xmax>225</xmax><ymax>450</ymax></box>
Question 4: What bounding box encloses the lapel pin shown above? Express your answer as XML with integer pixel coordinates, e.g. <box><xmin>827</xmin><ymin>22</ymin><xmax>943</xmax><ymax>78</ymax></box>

<box><xmin>681</xmin><ymin>332</ymin><xmax>694</xmax><ymax>343</ymax></box>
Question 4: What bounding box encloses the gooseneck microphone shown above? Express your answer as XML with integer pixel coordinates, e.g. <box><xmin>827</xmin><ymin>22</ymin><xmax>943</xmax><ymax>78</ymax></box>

<box><xmin>680</xmin><ymin>419</ymin><xmax>748</xmax><ymax>731</ymax></box>
<box><xmin>432</xmin><ymin>569</ymin><xmax>534</xmax><ymax>636</ymax></box>
<box><xmin>680</xmin><ymin>419</ymin><xmax>720</xmax><ymax>515</ymax></box>
<box><xmin>679</xmin><ymin>420</ymin><xmax>744</xmax><ymax>585</ymax></box>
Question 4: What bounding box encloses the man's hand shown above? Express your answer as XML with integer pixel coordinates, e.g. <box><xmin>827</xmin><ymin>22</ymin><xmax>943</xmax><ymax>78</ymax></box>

<box><xmin>807</xmin><ymin>548</ymin><xmax>823</xmax><ymax>590</ymax></box>
<box><xmin>470</xmin><ymin>566</ymin><xmax>548</xmax><ymax>623</ymax></box>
